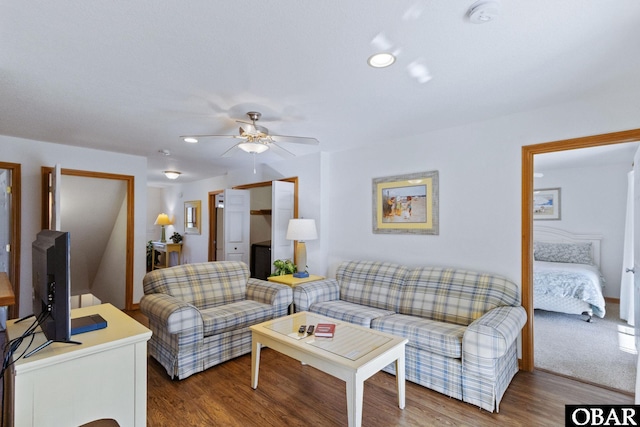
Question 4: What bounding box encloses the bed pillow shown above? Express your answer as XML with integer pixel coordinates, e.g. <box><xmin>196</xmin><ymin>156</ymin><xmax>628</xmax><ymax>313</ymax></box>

<box><xmin>533</xmin><ymin>241</ymin><xmax>593</xmax><ymax>264</ymax></box>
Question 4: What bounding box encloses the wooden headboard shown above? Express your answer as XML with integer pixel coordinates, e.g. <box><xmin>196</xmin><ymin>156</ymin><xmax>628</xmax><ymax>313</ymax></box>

<box><xmin>533</xmin><ymin>226</ymin><xmax>603</xmax><ymax>267</ymax></box>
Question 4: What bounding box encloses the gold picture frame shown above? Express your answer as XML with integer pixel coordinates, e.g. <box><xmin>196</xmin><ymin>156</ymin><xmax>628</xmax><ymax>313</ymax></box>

<box><xmin>184</xmin><ymin>200</ymin><xmax>201</xmax><ymax>235</ymax></box>
<box><xmin>372</xmin><ymin>170</ymin><xmax>439</xmax><ymax>235</ymax></box>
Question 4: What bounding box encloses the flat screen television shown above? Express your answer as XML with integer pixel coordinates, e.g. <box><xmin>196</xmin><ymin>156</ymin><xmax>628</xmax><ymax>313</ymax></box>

<box><xmin>26</xmin><ymin>229</ymin><xmax>76</xmax><ymax>356</ymax></box>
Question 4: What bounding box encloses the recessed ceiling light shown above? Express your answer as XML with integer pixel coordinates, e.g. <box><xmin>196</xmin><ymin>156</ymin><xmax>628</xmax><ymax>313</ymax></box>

<box><xmin>368</xmin><ymin>52</ymin><xmax>396</xmax><ymax>68</ymax></box>
<box><xmin>183</xmin><ymin>137</ymin><xmax>198</xmax><ymax>143</ymax></box>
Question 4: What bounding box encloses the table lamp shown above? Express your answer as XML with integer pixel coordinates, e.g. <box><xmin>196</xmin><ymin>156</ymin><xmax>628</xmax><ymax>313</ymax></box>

<box><xmin>286</xmin><ymin>218</ymin><xmax>318</xmax><ymax>278</ymax></box>
<box><xmin>154</xmin><ymin>213</ymin><xmax>172</xmax><ymax>242</ymax></box>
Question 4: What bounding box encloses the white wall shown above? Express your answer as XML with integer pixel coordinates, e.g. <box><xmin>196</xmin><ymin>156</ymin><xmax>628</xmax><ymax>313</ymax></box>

<box><xmin>326</xmin><ymin>88</ymin><xmax>640</xmax><ymax>287</ymax></box>
<box><xmin>0</xmin><ymin>135</ymin><xmax>148</xmax><ymax>315</ymax></box>
<box><xmin>534</xmin><ymin>162</ymin><xmax>631</xmax><ymax>298</ymax></box>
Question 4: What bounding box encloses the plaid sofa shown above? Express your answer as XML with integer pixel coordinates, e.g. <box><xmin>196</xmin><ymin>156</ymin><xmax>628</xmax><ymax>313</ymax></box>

<box><xmin>293</xmin><ymin>260</ymin><xmax>527</xmax><ymax>412</ymax></box>
<box><xmin>141</xmin><ymin>261</ymin><xmax>292</xmax><ymax>379</ymax></box>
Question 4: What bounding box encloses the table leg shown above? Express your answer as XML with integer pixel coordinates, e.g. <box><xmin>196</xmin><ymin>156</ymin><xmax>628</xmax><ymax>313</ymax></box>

<box><xmin>251</xmin><ymin>337</ymin><xmax>261</xmax><ymax>389</ymax></box>
<box><xmin>396</xmin><ymin>352</ymin><xmax>406</xmax><ymax>409</ymax></box>
<box><xmin>346</xmin><ymin>374</ymin><xmax>364</xmax><ymax>427</ymax></box>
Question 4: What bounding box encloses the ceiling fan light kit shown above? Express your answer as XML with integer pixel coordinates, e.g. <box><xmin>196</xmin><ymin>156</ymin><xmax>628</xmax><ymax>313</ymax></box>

<box><xmin>238</xmin><ymin>141</ymin><xmax>269</xmax><ymax>154</ymax></box>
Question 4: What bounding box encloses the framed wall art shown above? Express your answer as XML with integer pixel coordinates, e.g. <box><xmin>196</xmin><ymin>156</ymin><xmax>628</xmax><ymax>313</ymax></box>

<box><xmin>533</xmin><ymin>187</ymin><xmax>561</xmax><ymax>220</ymax></box>
<box><xmin>372</xmin><ymin>170</ymin><xmax>439</xmax><ymax>235</ymax></box>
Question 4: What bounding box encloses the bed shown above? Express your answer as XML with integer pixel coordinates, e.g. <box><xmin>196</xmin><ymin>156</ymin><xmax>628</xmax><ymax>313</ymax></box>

<box><xmin>533</xmin><ymin>226</ymin><xmax>606</xmax><ymax>321</ymax></box>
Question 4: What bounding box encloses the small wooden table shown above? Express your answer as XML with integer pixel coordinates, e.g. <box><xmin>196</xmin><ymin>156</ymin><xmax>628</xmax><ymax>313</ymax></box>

<box><xmin>267</xmin><ymin>274</ymin><xmax>325</xmax><ymax>313</ymax></box>
<box><xmin>267</xmin><ymin>274</ymin><xmax>325</xmax><ymax>288</ymax></box>
<box><xmin>152</xmin><ymin>241</ymin><xmax>182</xmax><ymax>269</ymax></box>
<box><xmin>251</xmin><ymin>312</ymin><xmax>407</xmax><ymax>427</ymax></box>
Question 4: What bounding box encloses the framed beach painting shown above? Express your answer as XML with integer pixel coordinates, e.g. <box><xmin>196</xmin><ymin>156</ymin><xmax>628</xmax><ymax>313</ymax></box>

<box><xmin>372</xmin><ymin>170</ymin><xmax>439</xmax><ymax>235</ymax></box>
<box><xmin>533</xmin><ymin>188</ymin><xmax>561</xmax><ymax>220</ymax></box>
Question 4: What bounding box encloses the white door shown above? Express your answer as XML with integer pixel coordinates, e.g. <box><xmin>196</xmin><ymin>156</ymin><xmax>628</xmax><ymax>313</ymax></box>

<box><xmin>634</xmin><ymin>146</ymin><xmax>640</xmax><ymax>402</ymax></box>
<box><xmin>271</xmin><ymin>181</ymin><xmax>294</xmax><ymax>269</ymax></box>
<box><xmin>223</xmin><ymin>189</ymin><xmax>250</xmax><ymax>264</ymax></box>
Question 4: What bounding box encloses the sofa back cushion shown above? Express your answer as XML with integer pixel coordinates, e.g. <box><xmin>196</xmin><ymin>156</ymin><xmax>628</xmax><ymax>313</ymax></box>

<box><xmin>401</xmin><ymin>267</ymin><xmax>521</xmax><ymax>326</ymax></box>
<box><xmin>143</xmin><ymin>261</ymin><xmax>249</xmax><ymax>309</ymax></box>
<box><xmin>336</xmin><ymin>260</ymin><xmax>408</xmax><ymax>312</ymax></box>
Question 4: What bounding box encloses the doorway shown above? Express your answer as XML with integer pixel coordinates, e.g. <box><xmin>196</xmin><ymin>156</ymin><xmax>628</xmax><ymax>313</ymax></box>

<box><xmin>0</xmin><ymin>162</ymin><xmax>21</xmax><ymax>318</ymax></box>
<box><xmin>521</xmin><ymin>128</ymin><xmax>640</xmax><ymax>371</ymax></box>
<box><xmin>41</xmin><ymin>167</ymin><xmax>136</xmax><ymax>310</ymax></box>
<box><xmin>208</xmin><ymin>177</ymin><xmax>298</xmax><ymax>268</ymax></box>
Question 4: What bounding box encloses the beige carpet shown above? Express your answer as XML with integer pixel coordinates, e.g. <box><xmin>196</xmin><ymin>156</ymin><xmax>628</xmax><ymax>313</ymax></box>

<box><xmin>534</xmin><ymin>303</ymin><xmax>637</xmax><ymax>393</ymax></box>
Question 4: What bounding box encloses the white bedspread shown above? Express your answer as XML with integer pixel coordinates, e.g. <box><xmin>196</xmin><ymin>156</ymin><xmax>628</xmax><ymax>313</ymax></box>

<box><xmin>533</xmin><ymin>261</ymin><xmax>606</xmax><ymax>318</ymax></box>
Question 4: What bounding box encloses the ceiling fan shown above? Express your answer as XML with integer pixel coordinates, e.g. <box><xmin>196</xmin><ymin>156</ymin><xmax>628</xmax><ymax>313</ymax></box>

<box><xmin>180</xmin><ymin>111</ymin><xmax>319</xmax><ymax>159</ymax></box>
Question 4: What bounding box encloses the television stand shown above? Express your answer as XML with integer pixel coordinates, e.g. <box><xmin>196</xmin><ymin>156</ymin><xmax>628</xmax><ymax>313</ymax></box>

<box><xmin>3</xmin><ymin>303</ymin><xmax>151</xmax><ymax>427</ymax></box>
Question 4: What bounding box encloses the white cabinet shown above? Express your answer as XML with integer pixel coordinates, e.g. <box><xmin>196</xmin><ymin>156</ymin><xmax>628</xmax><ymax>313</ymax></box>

<box><xmin>3</xmin><ymin>304</ymin><xmax>151</xmax><ymax>427</ymax></box>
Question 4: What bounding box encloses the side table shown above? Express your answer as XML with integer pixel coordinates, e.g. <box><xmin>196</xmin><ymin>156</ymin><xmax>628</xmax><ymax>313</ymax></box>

<box><xmin>267</xmin><ymin>274</ymin><xmax>325</xmax><ymax>313</ymax></box>
<box><xmin>152</xmin><ymin>241</ymin><xmax>182</xmax><ymax>269</ymax></box>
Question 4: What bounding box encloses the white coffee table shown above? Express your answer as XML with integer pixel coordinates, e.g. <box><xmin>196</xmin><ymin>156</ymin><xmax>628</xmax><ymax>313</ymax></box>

<box><xmin>250</xmin><ymin>311</ymin><xmax>408</xmax><ymax>427</ymax></box>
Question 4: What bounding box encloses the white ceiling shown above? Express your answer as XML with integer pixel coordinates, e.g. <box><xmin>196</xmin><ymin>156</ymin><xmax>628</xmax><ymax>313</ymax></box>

<box><xmin>535</xmin><ymin>142</ymin><xmax>639</xmax><ymax>172</ymax></box>
<box><xmin>2</xmin><ymin>1</ymin><xmax>640</xmax><ymax>185</ymax></box>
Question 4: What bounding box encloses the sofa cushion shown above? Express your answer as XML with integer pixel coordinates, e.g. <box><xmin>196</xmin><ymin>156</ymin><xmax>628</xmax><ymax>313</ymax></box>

<box><xmin>143</xmin><ymin>261</ymin><xmax>249</xmax><ymax>310</ymax></box>
<box><xmin>201</xmin><ymin>300</ymin><xmax>274</xmax><ymax>336</ymax></box>
<box><xmin>372</xmin><ymin>314</ymin><xmax>465</xmax><ymax>358</ymax></box>
<box><xmin>310</xmin><ymin>300</ymin><xmax>395</xmax><ymax>327</ymax></box>
<box><xmin>336</xmin><ymin>260</ymin><xmax>408</xmax><ymax>312</ymax></box>
<box><xmin>401</xmin><ymin>267</ymin><xmax>521</xmax><ymax>326</ymax></box>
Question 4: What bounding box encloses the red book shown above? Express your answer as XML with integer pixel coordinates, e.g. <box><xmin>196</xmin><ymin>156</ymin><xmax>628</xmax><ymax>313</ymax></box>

<box><xmin>314</xmin><ymin>323</ymin><xmax>336</xmax><ymax>338</ymax></box>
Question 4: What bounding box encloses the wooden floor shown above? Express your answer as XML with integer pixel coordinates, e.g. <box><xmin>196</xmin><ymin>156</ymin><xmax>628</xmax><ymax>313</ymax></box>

<box><xmin>125</xmin><ymin>311</ymin><xmax>634</xmax><ymax>427</ymax></box>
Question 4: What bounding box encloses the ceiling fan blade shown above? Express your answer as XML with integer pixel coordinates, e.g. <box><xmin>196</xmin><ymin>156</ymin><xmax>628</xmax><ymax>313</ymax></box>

<box><xmin>268</xmin><ymin>142</ymin><xmax>296</xmax><ymax>158</ymax></box>
<box><xmin>220</xmin><ymin>142</ymin><xmax>241</xmax><ymax>157</ymax></box>
<box><xmin>269</xmin><ymin>134</ymin><xmax>319</xmax><ymax>145</ymax></box>
<box><xmin>180</xmin><ymin>134</ymin><xmax>238</xmax><ymax>139</ymax></box>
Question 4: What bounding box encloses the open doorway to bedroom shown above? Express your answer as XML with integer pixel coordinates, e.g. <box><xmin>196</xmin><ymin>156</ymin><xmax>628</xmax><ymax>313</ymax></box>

<box><xmin>522</xmin><ymin>128</ymin><xmax>640</xmax><ymax>395</ymax></box>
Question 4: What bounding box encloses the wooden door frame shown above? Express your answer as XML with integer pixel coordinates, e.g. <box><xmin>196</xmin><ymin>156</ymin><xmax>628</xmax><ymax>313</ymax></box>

<box><xmin>521</xmin><ymin>128</ymin><xmax>640</xmax><ymax>371</ymax></box>
<box><xmin>208</xmin><ymin>177</ymin><xmax>299</xmax><ymax>262</ymax></box>
<box><xmin>0</xmin><ymin>162</ymin><xmax>21</xmax><ymax>318</ymax></box>
<box><xmin>41</xmin><ymin>167</ymin><xmax>136</xmax><ymax>310</ymax></box>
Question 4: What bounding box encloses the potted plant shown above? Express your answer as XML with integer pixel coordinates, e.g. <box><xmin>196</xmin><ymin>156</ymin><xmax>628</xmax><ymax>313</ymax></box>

<box><xmin>170</xmin><ymin>232</ymin><xmax>183</xmax><ymax>244</ymax></box>
<box><xmin>270</xmin><ymin>259</ymin><xmax>296</xmax><ymax>276</ymax></box>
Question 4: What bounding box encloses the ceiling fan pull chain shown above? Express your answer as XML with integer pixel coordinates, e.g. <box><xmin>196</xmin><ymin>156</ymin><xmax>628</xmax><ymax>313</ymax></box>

<box><xmin>252</xmin><ymin>152</ymin><xmax>257</xmax><ymax>174</ymax></box>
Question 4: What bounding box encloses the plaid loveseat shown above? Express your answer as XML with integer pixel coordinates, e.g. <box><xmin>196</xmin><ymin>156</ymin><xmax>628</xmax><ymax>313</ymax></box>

<box><xmin>141</xmin><ymin>261</ymin><xmax>292</xmax><ymax>379</ymax></box>
<box><xmin>293</xmin><ymin>260</ymin><xmax>527</xmax><ymax>412</ymax></box>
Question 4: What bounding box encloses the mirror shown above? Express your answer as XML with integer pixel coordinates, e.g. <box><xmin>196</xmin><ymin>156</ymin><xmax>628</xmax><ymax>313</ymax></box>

<box><xmin>184</xmin><ymin>200</ymin><xmax>201</xmax><ymax>235</ymax></box>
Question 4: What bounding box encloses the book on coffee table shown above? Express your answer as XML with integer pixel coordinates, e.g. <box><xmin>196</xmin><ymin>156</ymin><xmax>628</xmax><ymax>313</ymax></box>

<box><xmin>314</xmin><ymin>323</ymin><xmax>336</xmax><ymax>338</ymax></box>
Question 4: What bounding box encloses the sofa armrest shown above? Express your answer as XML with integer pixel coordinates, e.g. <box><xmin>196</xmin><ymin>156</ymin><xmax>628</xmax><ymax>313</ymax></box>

<box><xmin>293</xmin><ymin>278</ymin><xmax>340</xmax><ymax>312</ymax></box>
<box><xmin>463</xmin><ymin>305</ymin><xmax>527</xmax><ymax>359</ymax></box>
<box><xmin>140</xmin><ymin>293</ymin><xmax>203</xmax><ymax>334</ymax></box>
<box><xmin>246</xmin><ymin>278</ymin><xmax>293</xmax><ymax>315</ymax></box>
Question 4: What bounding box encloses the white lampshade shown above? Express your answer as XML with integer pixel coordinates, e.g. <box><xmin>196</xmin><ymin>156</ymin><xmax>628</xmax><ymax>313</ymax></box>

<box><xmin>286</xmin><ymin>219</ymin><xmax>317</xmax><ymax>241</ymax></box>
<box><xmin>154</xmin><ymin>213</ymin><xmax>172</xmax><ymax>226</ymax></box>
<box><xmin>238</xmin><ymin>142</ymin><xmax>269</xmax><ymax>154</ymax></box>
<box><xmin>286</xmin><ymin>218</ymin><xmax>317</xmax><ymax>278</ymax></box>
